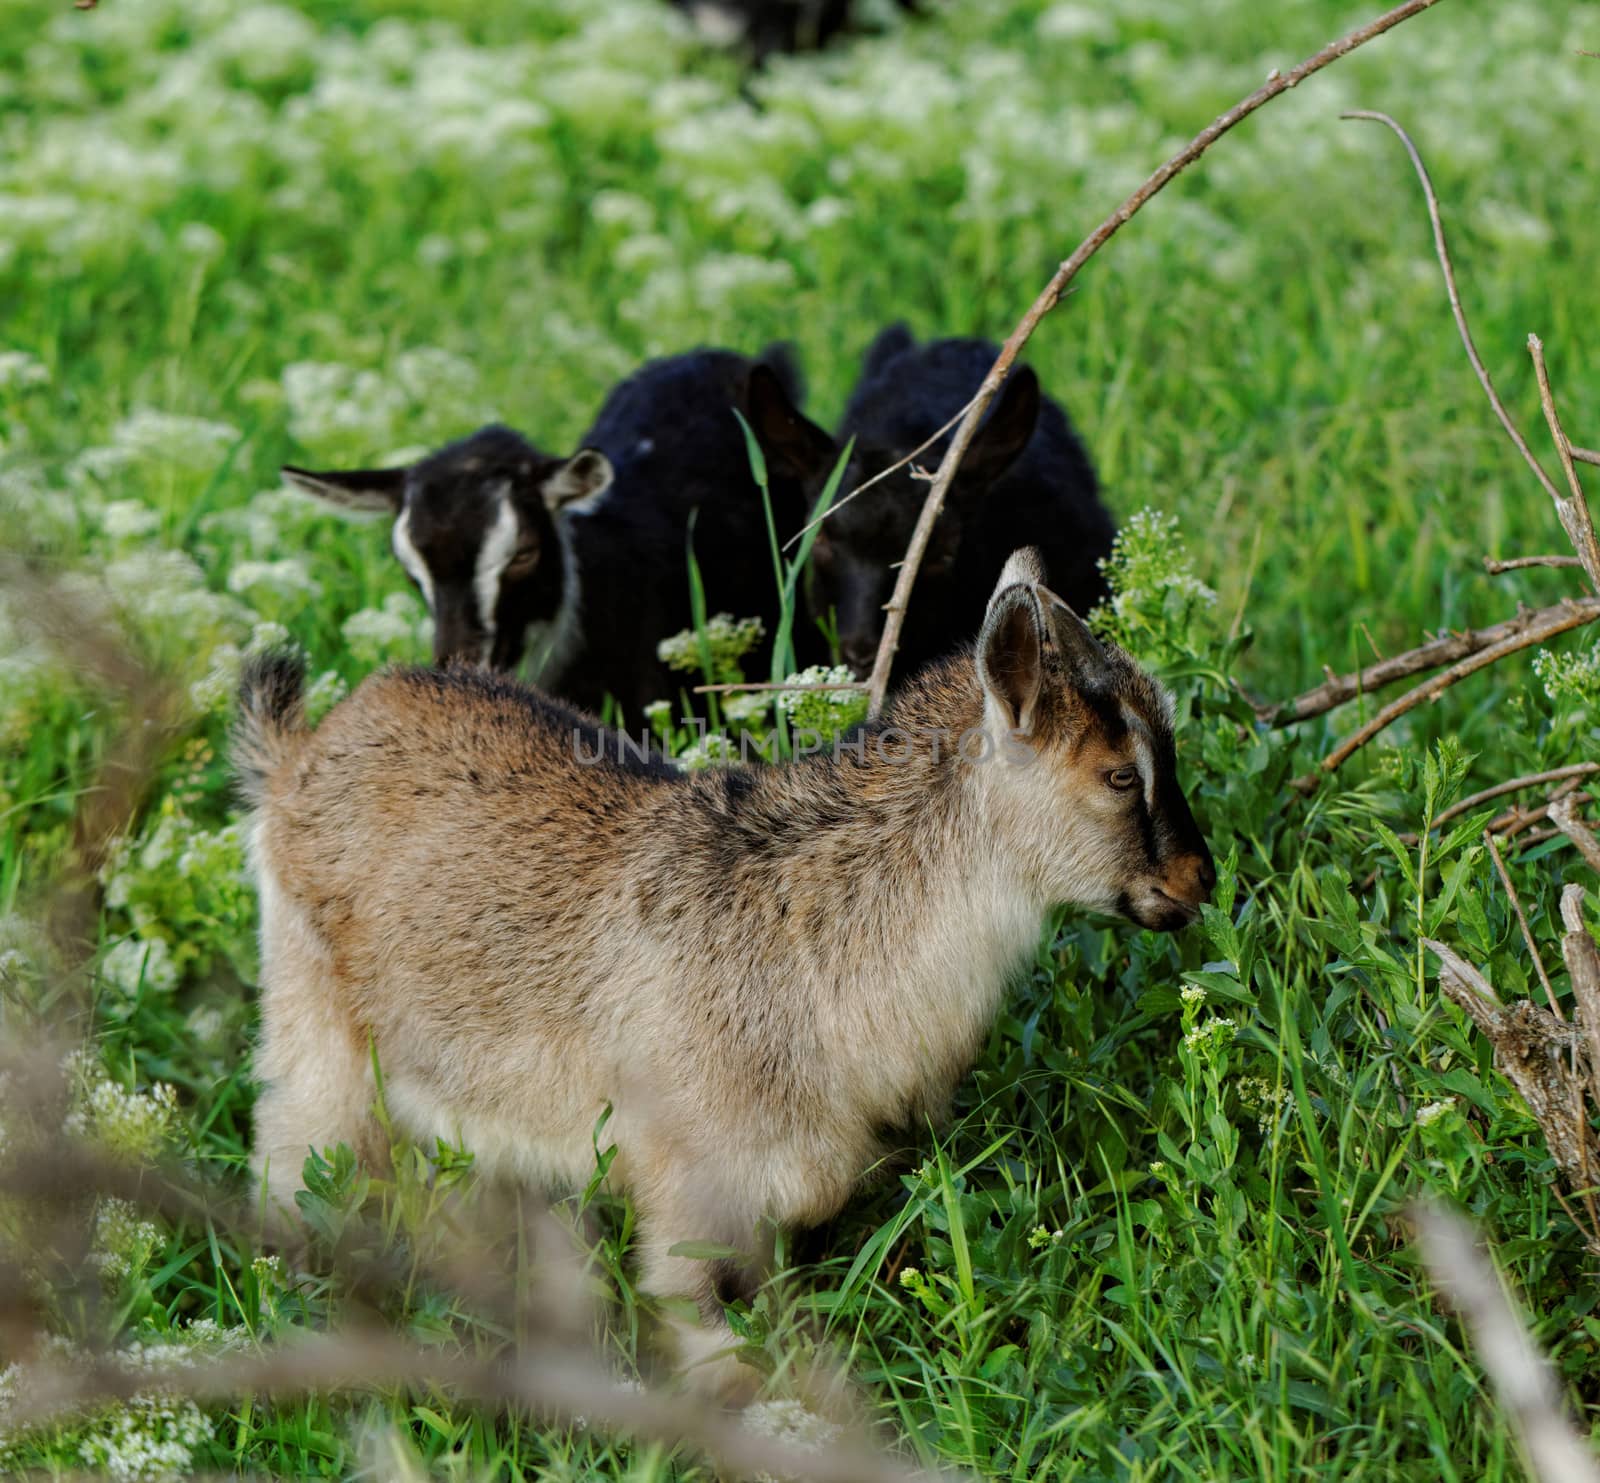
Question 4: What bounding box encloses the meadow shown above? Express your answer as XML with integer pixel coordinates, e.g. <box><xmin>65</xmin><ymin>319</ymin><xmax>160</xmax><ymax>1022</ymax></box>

<box><xmin>2</xmin><ymin>0</ymin><xmax>1600</xmax><ymax>1477</ymax></box>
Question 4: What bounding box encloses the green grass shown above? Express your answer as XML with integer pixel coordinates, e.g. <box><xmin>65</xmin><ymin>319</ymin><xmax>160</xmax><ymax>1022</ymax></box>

<box><xmin>2</xmin><ymin>0</ymin><xmax>1599</xmax><ymax>1477</ymax></box>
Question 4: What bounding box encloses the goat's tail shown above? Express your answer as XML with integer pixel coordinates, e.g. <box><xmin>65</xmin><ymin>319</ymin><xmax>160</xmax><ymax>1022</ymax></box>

<box><xmin>233</xmin><ymin>648</ymin><xmax>309</xmax><ymax>808</ymax></box>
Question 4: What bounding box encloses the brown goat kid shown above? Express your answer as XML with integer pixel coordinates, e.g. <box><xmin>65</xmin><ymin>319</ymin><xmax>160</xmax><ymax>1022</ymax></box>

<box><xmin>236</xmin><ymin>548</ymin><xmax>1213</xmax><ymax>1396</ymax></box>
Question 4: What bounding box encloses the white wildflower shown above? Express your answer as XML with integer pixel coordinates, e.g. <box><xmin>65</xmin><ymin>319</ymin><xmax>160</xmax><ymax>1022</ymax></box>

<box><xmin>63</xmin><ymin>1052</ymin><xmax>179</xmax><ymax>1161</ymax></box>
<box><xmin>99</xmin><ymin>937</ymin><xmax>180</xmax><ymax>1001</ymax></box>
<box><xmin>99</xmin><ymin>500</ymin><xmax>163</xmax><ymax>543</ymax></box>
<box><xmin>1179</xmin><ymin>985</ymin><xmax>1206</xmax><ymax>1006</ymax></box>
<box><xmin>1416</xmin><ymin>1100</ymin><xmax>1455</xmax><ymax>1128</ymax></box>
<box><xmin>1182</xmin><ymin>1017</ymin><xmax>1236</xmax><ymax>1053</ymax></box>
<box><xmin>111</xmin><ymin>409</ymin><xmax>240</xmax><ymax>471</ymax></box>
<box><xmin>342</xmin><ymin>591</ymin><xmax>427</xmax><ymax>666</ymax></box>
<box><xmin>90</xmin><ymin>1198</ymin><xmax>161</xmax><ymax>1285</ymax></box>
<box><xmin>175</xmin><ymin>221</ymin><xmax>225</xmax><ymax>260</ymax></box>
<box><xmin>226</xmin><ymin>556</ymin><xmax>321</xmax><ymax>602</ymax></box>
<box><xmin>743</xmin><ymin>1398</ymin><xmax>843</xmax><ymax>1482</ymax></box>
<box><xmin>0</xmin><ymin>350</ymin><xmax>50</xmax><ymax>389</ymax></box>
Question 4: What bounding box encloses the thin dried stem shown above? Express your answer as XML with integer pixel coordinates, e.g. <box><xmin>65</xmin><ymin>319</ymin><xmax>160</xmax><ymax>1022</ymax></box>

<box><xmin>691</xmin><ymin>680</ymin><xmax>869</xmax><ymax>694</ymax></box>
<box><xmin>1265</xmin><ymin>600</ymin><xmax>1598</xmax><ymax>726</ymax></box>
<box><xmin>1529</xmin><ymin>335</ymin><xmax>1600</xmax><ymax>592</ymax></box>
<box><xmin>783</xmin><ymin>392</ymin><xmax>981</xmax><ymax>552</ymax></box>
<box><xmin>1431</xmin><ymin>765</ymin><xmax>1600</xmax><ymax>832</ymax></box>
<box><xmin>862</xmin><ymin>0</ymin><xmax>1449</xmax><ymax>716</ymax></box>
<box><xmin>1291</xmin><ymin>597</ymin><xmax>1600</xmax><ymax>786</ymax></box>
<box><xmin>1341</xmin><ymin>112</ymin><xmax>1565</xmax><ymax>507</ymax></box>
<box><xmin>1483</xmin><ymin>554</ymin><xmax>1584</xmax><ymax>574</ymax></box>
<box><xmin>1572</xmin><ymin>447</ymin><xmax>1600</xmax><ymax>468</ymax></box>
<box><xmin>1550</xmin><ymin>797</ymin><xmax>1600</xmax><ymax>874</ymax></box>
<box><xmin>1413</xmin><ymin>1204</ymin><xmax>1600</xmax><ymax>1483</ymax></box>
<box><xmin>1486</xmin><ymin>830</ymin><xmax>1559</xmax><ymax>1019</ymax></box>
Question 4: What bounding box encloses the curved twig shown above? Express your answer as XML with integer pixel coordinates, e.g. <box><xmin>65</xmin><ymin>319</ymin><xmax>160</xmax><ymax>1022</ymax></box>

<box><xmin>1341</xmin><ymin>112</ymin><xmax>1565</xmax><ymax>506</ymax></box>
<box><xmin>1483</xmin><ymin>554</ymin><xmax>1583</xmax><ymax>574</ymax></box>
<box><xmin>1529</xmin><ymin>335</ymin><xmax>1600</xmax><ymax>591</ymax></box>
<box><xmin>1292</xmin><ymin>596</ymin><xmax>1600</xmax><ymax>786</ymax></box>
<box><xmin>1266</xmin><ymin>600</ymin><xmax>1596</xmax><ymax>725</ymax></box>
<box><xmin>862</xmin><ymin>0</ymin><xmax>1450</xmax><ymax>716</ymax></box>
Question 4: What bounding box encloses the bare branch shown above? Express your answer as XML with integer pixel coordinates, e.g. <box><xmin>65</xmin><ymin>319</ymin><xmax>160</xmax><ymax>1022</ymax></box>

<box><xmin>1431</xmin><ymin>765</ymin><xmax>1600</xmax><ymax>832</ymax></box>
<box><xmin>1426</xmin><ymin>939</ymin><xmax>1599</xmax><ymax>1195</ymax></box>
<box><xmin>1289</xmin><ymin>597</ymin><xmax>1600</xmax><ymax>786</ymax></box>
<box><xmin>1413</xmin><ymin>1202</ymin><xmax>1600</xmax><ymax>1483</ymax></box>
<box><xmin>1529</xmin><ymin>335</ymin><xmax>1600</xmax><ymax>592</ymax></box>
<box><xmin>1560</xmin><ymin>884</ymin><xmax>1600</xmax><ymax>1113</ymax></box>
<box><xmin>1572</xmin><ymin>447</ymin><xmax>1600</xmax><ymax>468</ymax></box>
<box><xmin>1483</xmin><ymin>554</ymin><xmax>1584</xmax><ymax>574</ymax></box>
<box><xmin>1487</xmin><ymin>831</ymin><xmax>1559</xmax><ymax>1018</ymax></box>
<box><xmin>862</xmin><ymin>0</ymin><xmax>1450</xmax><ymax>716</ymax></box>
<box><xmin>1551</xmin><ymin>797</ymin><xmax>1600</xmax><ymax>874</ymax></box>
<box><xmin>691</xmin><ymin>680</ymin><xmax>868</xmax><ymax>694</ymax></box>
<box><xmin>1268</xmin><ymin>599</ymin><xmax>1600</xmax><ymax>726</ymax></box>
<box><xmin>1341</xmin><ymin>112</ymin><xmax>1566</xmax><ymax>508</ymax></box>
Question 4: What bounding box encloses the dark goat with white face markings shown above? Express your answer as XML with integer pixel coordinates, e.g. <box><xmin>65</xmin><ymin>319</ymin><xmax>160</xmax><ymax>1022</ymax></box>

<box><xmin>284</xmin><ymin>427</ymin><xmax>610</xmax><ymax>672</ymax></box>
<box><xmin>285</xmin><ymin>345</ymin><xmax>835</xmax><ymax>718</ymax></box>
<box><xmin>808</xmin><ymin>323</ymin><xmax>1116</xmax><ymax>684</ymax></box>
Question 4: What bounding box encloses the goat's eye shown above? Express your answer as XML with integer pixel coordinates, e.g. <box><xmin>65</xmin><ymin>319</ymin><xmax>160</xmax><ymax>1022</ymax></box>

<box><xmin>1106</xmin><ymin>766</ymin><xmax>1139</xmax><ymax>791</ymax></box>
<box><xmin>504</xmin><ymin>545</ymin><xmax>540</xmax><ymax>576</ymax></box>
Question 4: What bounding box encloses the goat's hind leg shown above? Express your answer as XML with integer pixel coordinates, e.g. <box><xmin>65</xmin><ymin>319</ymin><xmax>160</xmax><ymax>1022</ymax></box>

<box><xmin>251</xmin><ymin>871</ymin><xmax>386</xmax><ymax>1222</ymax></box>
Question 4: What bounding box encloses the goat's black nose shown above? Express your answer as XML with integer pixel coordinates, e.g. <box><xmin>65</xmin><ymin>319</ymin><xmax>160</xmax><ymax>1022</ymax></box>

<box><xmin>841</xmin><ymin>637</ymin><xmax>877</xmax><ymax>675</ymax></box>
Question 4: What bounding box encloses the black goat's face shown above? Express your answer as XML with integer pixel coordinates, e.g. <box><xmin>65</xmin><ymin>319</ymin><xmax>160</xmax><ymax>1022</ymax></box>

<box><xmin>284</xmin><ymin>425</ymin><xmax>613</xmax><ymax>671</ymax></box>
<box><xmin>811</xmin><ymin>367</ymin><xmax>1041</xmax><ymax>677</ymax></box>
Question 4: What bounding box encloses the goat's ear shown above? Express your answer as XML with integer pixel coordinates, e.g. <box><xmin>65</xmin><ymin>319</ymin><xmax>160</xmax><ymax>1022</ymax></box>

<box><xmin>1041</xmin><ymin>588</ymin><xmax>1112</xmax><ymax>692</ymax></box>
<box><xmin>978</xmin><ymin>580</ymin><xmax>1046</xmax><ymax>736</ymax></box>
<box><xmin>860</xmin><ymin>321</ymin><xmax>915</xmax><ymax>379</ymax></box>
<box><xmin>990</xmin><ymin>546</ymin><xmax>1046</xmax><ymax>596</ymax></box>
<box><xmin>542</xmin><ymin>448</ymin><xmax>613</xmax><ymax>512</ymax></box>
<box><xmin>282</xmin><ymin>464</ymin><xmax>406</xmax><ymax>516</ymax></box>
<box><xmin>955</xmin><ymin>366</ymin><xmax>1039</xmax><ymax>495</ymax></box>
<box><xmin>746</xmin><ymin>364</ymin><xmax>837</xmax><ymax>479</ymax></box>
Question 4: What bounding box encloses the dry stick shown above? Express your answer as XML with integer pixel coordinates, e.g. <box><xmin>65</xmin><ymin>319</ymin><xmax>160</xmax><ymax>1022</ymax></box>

<box><xmin>861</xmin><ymin>0</ymin><xmax>1449</xmax><ymax>717</ymax></box>
<box><xmin>0</xmin><ymin>1329</ymin><xmax>952</xmax><ymax>1483</ymax></box>
<box><xmin>1551</xmin><ymin>796</ymin><xmax>1600</xmax><ymax>874</ymax></box>
<box><xmin>1560</xmin><ymin>883</ymin><xmax>1600</xmax><ymax>1114</ymax></box>
<box><xmin>1291</xmin><ymin>596</ymin><xmax>1600</xmax><ymax>786</ymax></box>
<box><xmin>1267</xmin><ymin>601</ymin><xmax>1600</xmax><ymax>725</ymax></box>
<box><xmin>1341</xmin><ymin>112</ymin><xmax>1567</xmax><ymax>509</ymax></box>
<box><xmin>1529</xmin><ymin>335</ymin><xmax>1600</xmax><ymax>592</ymax></box>
<box><xmin>1413</xmin><ymin>1203</ymin><xmax>1600</xmax><ymax>1483</ymax></box>
<box><xmin>1430</xmin><ymin>764</ymin><xmax>1600</xmax><ymax>833</ymax></box>
<box><xmin>1485</xmin><ymin>830</ymin><xmax>1559</xmax><ymax>1019</ymax></box>
<box><xmin>1573</xmin><ymin>447</ymin><xmax>1600</xmax><ymax>468</ymax></box>
<box><xmin>1483</xmin><ymin>554</ymin><xmax>1584</xmax><ymax>574</ymax></box>
<box><xmin>692</xmin><ymin>680</ymin><xmax>868</xmax><ymax>694</ymax></box>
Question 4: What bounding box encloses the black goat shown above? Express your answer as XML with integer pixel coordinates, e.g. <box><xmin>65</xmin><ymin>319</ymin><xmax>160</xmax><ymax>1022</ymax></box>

<box><xmin>675</xmin><ymin>0</ymin><xmax>920</xmax><ymax>60</ymax></box>
<box><xmin>808</xmin><ymin>323</ymin><xmax>1115</xmax><ymax>683</ymax></box>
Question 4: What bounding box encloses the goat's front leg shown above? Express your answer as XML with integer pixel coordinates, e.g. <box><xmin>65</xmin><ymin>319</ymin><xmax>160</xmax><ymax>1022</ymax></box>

<box><xmin>633</xmin><ymin>1186</ymin><xmax>773</xmax><ymax>1405</ymax></box>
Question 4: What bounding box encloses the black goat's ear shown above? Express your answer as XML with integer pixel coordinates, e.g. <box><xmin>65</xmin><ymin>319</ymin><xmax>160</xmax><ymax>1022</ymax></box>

<box><xmin>978</xmin><ymin>577</ymin><xmax>1046</xmax><ymax>736</ymax></box>
<box><xmin>542</xmin><ymin>448</ymin><xmax>614</xmax><ymax>512</ymax></box>
<box><xmin>282</xmin><ymin>464</ymin><xmax>406</xmax><ymax>516</ymax></box>
<box><xmin>860</xmin><ymin>321</ymin><xmax>915</xmax><ymax>379</ymax></box>
<box><xmin>955</xmin><ymin>366</ymin><xmax>1039</xmax><ymax>495</ymax></box>
<box><xmin>746</xmin><ymin>364</ymin><xmax>837</xmax><ymax>479</ymax></box>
